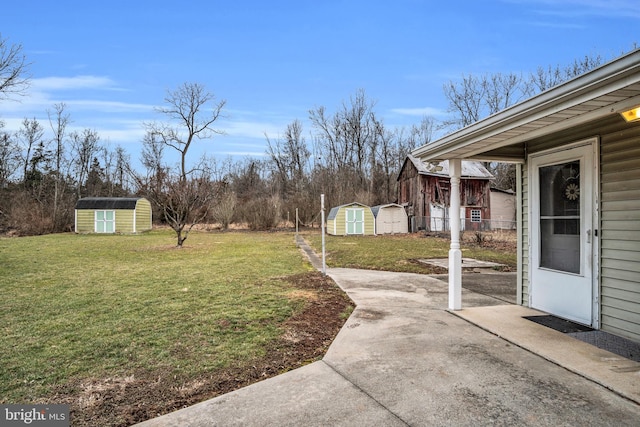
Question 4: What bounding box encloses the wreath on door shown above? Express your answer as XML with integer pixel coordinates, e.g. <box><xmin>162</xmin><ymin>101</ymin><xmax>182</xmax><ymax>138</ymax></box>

<box><xmin>564</xmin><ymin>181</ymin><xmax>580</xmax><ymax>201</ymax></box>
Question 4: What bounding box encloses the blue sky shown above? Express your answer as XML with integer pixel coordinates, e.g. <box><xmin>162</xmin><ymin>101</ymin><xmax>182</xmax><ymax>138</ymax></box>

<box><xmin>0</xmin><ymin>1</ymin><xmax>637</xmax><ymax>169</ymax></box>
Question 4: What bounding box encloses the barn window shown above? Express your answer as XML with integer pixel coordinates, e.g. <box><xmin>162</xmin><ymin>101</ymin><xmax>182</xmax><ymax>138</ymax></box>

<box><xmin>471</xmin><ymin>209</ymin><xmax>481</xmax><ymax>223</ymax></box>
<box><xmin>95</xmin><ymin>210</ymin><xmax>115</xmax><ymax>233</ymax></box>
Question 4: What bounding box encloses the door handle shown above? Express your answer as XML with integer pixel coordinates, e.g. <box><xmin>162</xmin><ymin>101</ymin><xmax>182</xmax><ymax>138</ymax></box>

<box><xmin>587</xmin><ymin>229</ymin><xmax>591</xmax><ymax>244</ymax></box>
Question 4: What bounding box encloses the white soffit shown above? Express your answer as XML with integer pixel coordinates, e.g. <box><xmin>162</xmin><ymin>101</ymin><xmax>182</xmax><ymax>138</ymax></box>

<box><xmin>413</xmin><ymin>50</ymin><xmax>640</xmax><ymax>162</ymax></box>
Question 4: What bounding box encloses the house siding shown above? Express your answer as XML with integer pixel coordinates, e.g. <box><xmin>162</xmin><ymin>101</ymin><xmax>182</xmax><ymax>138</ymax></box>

<box><xmin>519</xmin><ymin>118</ymin><xmax>640</xmax><ymax>341</ymax></box>
<box><xmin>600</xmin><ymin>124</ymin><xmax>640</xmax><ymax>342</ymax></box>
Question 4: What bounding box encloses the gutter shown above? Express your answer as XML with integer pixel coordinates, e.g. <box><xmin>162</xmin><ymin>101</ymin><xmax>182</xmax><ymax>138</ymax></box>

<box><xmin>413</xmin><ymin>49</ymin><xmax>640</xmax><ymax>161</ymax></box>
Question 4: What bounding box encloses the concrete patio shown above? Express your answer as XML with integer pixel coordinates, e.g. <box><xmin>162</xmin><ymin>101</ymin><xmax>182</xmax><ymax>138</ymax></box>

<box><xmin>137</xmin><ymin>268</ymin><xmax>640</xmax><ymax>426</ymax></box>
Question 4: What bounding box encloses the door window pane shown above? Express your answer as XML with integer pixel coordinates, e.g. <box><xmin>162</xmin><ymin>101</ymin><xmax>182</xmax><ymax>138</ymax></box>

<box><xmin>539</xmin><ymin>161</ymin><xmax>580</xmax><ymax>273</ymax></box>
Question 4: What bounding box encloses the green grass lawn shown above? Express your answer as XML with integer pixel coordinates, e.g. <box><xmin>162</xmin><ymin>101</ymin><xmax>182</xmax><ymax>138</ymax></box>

<box><xmin>0</xmin><ymin>230</ymin><xmax>315</xmax><ymax>404</ymax></box>
<box><xmin>303</xmin><ymin>231</ymin><xmax>517</xmax><ymax>273</ymax></box>
<box><xmin>0</xmin><ymin>228</ymin><xmax>515</xmax><ymax>423</ymax></box>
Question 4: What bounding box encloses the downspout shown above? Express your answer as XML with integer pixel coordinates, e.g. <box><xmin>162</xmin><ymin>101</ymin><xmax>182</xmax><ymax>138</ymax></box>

<box><xmin>449</xmin><ymin>159</ymin><xmax>462</xmax><ymax>310</ymax></box>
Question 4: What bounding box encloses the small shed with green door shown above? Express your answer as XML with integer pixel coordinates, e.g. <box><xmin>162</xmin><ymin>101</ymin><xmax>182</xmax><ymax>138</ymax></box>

<box><xmin>326</xmin><ymin>202</ymin><xmax>375</xmax><ymax>236</ymax></box>
<box><xmin>75</xmin><ymin>197</ymin><xmax>152</xmax><ymax>234</ymax></box>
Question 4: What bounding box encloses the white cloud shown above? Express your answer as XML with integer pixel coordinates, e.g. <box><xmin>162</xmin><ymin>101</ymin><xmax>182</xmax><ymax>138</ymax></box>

<box><xmin>504</xmin><ymin>0</ymin><xmax>640</xmax><ymax>18</ymax></box>
<box><xmin>390</xmin><ymin>107</ymin><xmax>447</xmax><ymax>117</ymax></box>
<box><xmin>222</xmin><ymin>150</ymin><xmax>268</xmax><ymax>157</ymax></box>
<box><xmin>65</xmin><ymin>99</ymin><xmax>154</xmax><ymax>113</ymax></box>
<box><xmin>221</xmin><ymin>119</ymin><xmax>287</xmax><ymax>139</ymax></box>
<box><xmin>32</xmin><ymin>75</ymin><xmax>120</xmax><ymax>91</ymax></box>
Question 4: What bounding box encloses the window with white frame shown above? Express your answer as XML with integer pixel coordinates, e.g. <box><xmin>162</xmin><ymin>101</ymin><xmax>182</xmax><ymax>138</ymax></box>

<box><xmin>471</xmin><ymin>209</ymin><xmax>481</xmax><ymax>223</ymax></box>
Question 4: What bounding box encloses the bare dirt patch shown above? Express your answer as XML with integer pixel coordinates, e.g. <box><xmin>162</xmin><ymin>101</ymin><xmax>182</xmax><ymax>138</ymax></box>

<box><xmin>45</xmin><ymin>272</ymin><xmax>354</xmax><ymax>427</ymax></box>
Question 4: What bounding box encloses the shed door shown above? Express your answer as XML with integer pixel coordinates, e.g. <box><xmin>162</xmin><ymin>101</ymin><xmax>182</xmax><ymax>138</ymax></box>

<box><xmin>345</xmin><ymin>208</ymin><xmax>364</xmax><ymax>235</ymax></box>
<box><xmin>389</xmin><ymin>208</ymin><xmax>401</xmax><ymax>233</ymax></box>
<box><xmin>95</xmin><ymin>210</ymin><xmax>115</xmax><ymax>233</ymax></box>
<box><xmin>530</xmin><ymin>140</ymin><xmax>598</xmax><ymax>326</ymax></box>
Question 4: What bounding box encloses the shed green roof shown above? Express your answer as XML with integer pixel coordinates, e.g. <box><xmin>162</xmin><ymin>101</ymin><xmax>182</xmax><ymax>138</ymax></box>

<box><xmin>75</xmin><ymin>197</ymin><xmax>144</xmax><ymax>210</ymax></box>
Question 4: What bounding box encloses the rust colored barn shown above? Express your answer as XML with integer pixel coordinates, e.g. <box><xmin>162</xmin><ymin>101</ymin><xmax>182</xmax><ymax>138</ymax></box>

<box><xmin>397</xmin><ymin>155</ymin><xmax>493</xmax><ymax>232</ymax></box>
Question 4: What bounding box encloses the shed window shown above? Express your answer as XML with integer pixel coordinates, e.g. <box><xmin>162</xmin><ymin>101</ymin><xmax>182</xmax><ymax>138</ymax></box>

<box><xmin>95</xmin><ymin>210</ymin><xmax>115</xmax><ymax>233</ymax></box>
<box><xmin>471</xmin><ymin>209</ymin><xmax>481</xmax><ymax>223</ymax></box>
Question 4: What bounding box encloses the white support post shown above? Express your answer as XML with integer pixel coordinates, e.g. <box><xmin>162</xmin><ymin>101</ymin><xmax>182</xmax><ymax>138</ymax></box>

<box><xmin>449</xmin><ymin>158</ymin><xmax>462</xmax><ymax>310</ymax></box>
<box><xmin>321</xmin><ymin>194</ymin><xmax>326</xmax><ymax>275</ymax></box>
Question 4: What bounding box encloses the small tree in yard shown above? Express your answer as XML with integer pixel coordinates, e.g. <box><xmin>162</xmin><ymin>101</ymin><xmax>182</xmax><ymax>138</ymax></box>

<box><xmin>143</xmin><ymin>82</ymin><xmax>226</xmax><ymax>247</ymax></box>
<box><xmin>154</xmin><ymin>175</ymin><xmax>217</xmax><ymax>246</ymax></box>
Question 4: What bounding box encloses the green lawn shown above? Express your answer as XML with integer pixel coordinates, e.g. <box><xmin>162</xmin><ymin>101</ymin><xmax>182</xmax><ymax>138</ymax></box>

<box><xmin>0</xmin><ymin>230</ymin><xmax>314</xmax><ymax>404</ymax></box>
<box><xmin>303</xmin><ymin>232</ymin><xmax>517</xmax><ymax>273</ymax></box>
<box><xmin>0</xmin><ymin>228</ymin><xmax>516</xmax><ymax>421</ymax></box>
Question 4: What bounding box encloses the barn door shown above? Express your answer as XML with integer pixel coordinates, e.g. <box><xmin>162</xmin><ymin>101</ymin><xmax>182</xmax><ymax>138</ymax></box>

<box><xmin>345</xmin><ymin>208</ymin><xmax>364</xmax><ymax>235</ymax></box>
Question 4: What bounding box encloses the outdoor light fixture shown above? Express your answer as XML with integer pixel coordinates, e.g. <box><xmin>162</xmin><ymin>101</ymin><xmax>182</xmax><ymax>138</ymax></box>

<box><xmin>620</xmin><ymin>106</ymin><xmax>640</xmax><ymax>122</ymax></box>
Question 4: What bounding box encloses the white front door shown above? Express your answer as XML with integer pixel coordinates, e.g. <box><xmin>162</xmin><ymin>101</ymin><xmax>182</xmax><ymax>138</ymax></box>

<box><xmin>530</xmin><ymin>139</ymin><xmax>598</xmax><ymax>326</ymax></box>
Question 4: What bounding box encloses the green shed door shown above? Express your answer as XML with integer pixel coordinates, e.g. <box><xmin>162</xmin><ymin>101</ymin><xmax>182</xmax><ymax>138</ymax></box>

<box><xmin>95</xmin><ymin>210</ymin><xmax>115</xmax><ymax>233</ymax></box>
<box><xmin>346</xmin><ymin>208</ymin><xmax>364</xmax><ymax>235</ymax></box>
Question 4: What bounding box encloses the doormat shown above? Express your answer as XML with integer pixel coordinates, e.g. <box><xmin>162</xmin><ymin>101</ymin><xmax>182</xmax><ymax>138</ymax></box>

<box><xmin>523</xmin><ymin>315</ymin><xmax>594</xmax><ymax>333</ymax></box>
<box><xmin>567</xmin><ymin>330</ymin><xmax>640</xmax><ymax>362</ymax></box>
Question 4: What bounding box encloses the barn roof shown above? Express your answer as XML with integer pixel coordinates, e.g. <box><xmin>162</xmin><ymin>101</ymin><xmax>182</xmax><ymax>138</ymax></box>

<box><xmin>327</xmin><ymin>202</ymin><xmax>370</xmax><ymax>220</ymax></box>
<box><xmin>75</xmin><ymin>197</ymin><xmax>144</xmax><ymax>210</ymax></box>
<box><xmin>405</xmin><ymin>154</ymin><xmax>493</xmax><ymax>179</ymax></box>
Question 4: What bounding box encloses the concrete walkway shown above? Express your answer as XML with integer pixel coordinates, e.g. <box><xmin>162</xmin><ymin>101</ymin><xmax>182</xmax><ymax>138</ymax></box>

<box><xmin>137</xmin><ymin>266</ymin><xmax>640</xmax><ymax>426</ymax></box>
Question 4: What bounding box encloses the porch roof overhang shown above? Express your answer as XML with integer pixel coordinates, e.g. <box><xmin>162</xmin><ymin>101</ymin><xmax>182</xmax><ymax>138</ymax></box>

<box><xmin>412</xmin><ymin>49</ymin><xmax>640</xmax><ymax>163</ymax></box>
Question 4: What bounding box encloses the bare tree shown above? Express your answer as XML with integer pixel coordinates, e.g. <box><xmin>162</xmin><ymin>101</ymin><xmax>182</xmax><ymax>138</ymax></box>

<box><xmin>309</xmin><ymin>89</ymin><xmax>380</xmax><ymax>206</ymax></box>
<box><xmin>113</xmin><ymin>146</ymin><xmax>132</xmax><ymax>193</ymax></box>
<box><xmin>527</xmin><ymin>54</ymin><xmax>604</xmax><ymax>94</ymax></box>
<box><xmin>210</xmin><ymin>188</ymin><xmax>236</xmax><ymax>230</ymax></box>
<box><xmin>443</xmin><ymin>74</ymin><xmax>486</xmax><ymax>129</ymax></box>
<box><xmin>16</xmin><ymin>118</ymin><xmax>45</xmax><ymax>184</ymax></box>
<box><xmin>70</xmin><ymin>129</ymin><xmax>101</xmax><ymax>197</ymax></box>
<box><xmin>156</xmin><ymin>174</ymin><xmax>217</xmax><ymax>246</ymax></box>
<box><xmin>0</xmin><ymin>121</ymin><xmax>20</xmax><ymax>186</ymax></box>
<box><xmin>266</xmin><ymin>119</ymin><xmax>310</xmax><ymax>196</ymax></box>
<box><xmin>47</xmin><ymin>103</ymin><xmax>70</xmax><ymax>229</ymax></box>
<box><xmin>442</xmin><ymin>53</ymin><xmax>606</xmax><ymax>190</ymax></box>
<box><xmin>485</xmin><ymin>72</ymin><xmax>527</xmax><ymax>115</ymax></box>
<box><xmin>0</xmin><ymin>34</ymin><xmax>29</xmax><ymax>100</ymax></box>
<box><xmin>141</xmin><ymin>82</ymin><xmax>226</xmax><ymax>246</ymax></box>
<box><xmin>145</xmin><ymin>82</ymin><xmax>226</xmax><ymax>181</ymax></box>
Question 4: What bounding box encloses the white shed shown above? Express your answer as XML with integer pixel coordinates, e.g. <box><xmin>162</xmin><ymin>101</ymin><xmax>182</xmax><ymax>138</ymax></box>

<box><xmin>371</xmin><ymin>203</ymin><xmax>408</xmax><ymax>235</ymax></box>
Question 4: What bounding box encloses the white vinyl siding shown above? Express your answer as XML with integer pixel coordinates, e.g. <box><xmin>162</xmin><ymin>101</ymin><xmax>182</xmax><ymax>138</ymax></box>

<box><xmin>600</xmin><ymin>125</ymin><xmax>640</xmax><ymax>342</ymax></box>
